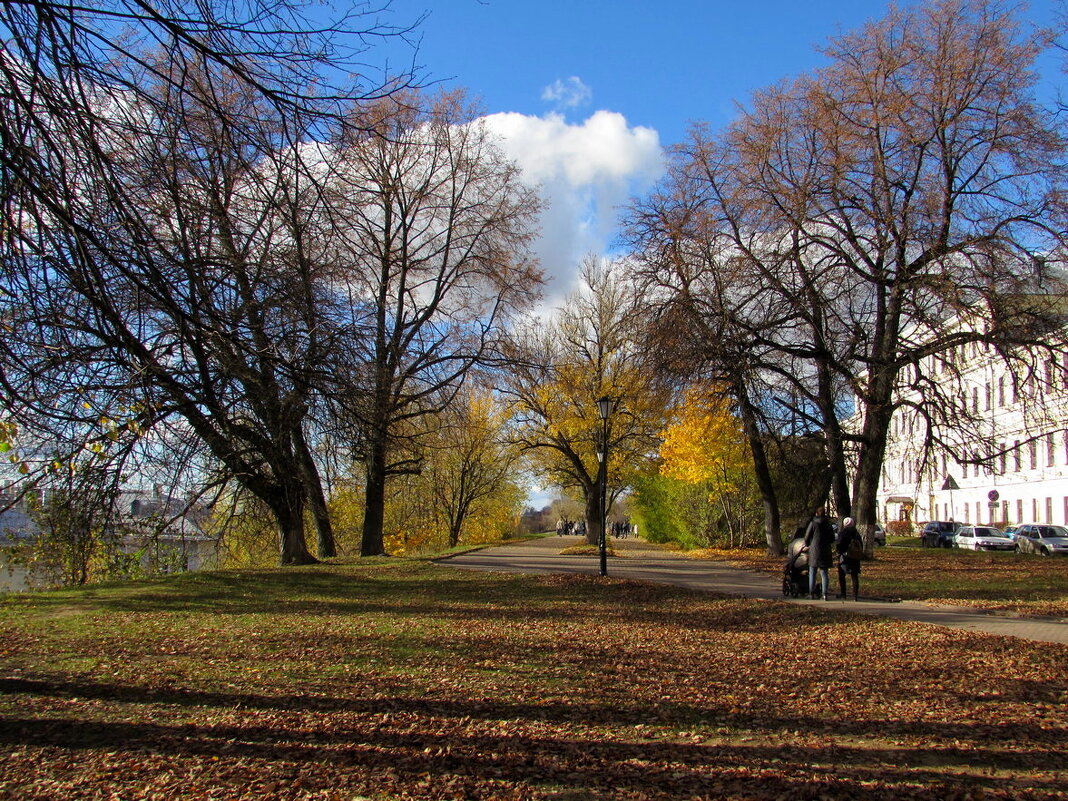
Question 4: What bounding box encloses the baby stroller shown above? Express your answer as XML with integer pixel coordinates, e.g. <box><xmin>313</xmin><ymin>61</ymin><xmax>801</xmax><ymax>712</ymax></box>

<box><xmin>782</xmin><ymin>536</ymin><xmax>809</xmax><ymax>597</ymax></box>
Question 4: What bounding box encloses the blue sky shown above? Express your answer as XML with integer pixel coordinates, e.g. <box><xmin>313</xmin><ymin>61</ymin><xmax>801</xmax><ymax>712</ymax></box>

<box><xmin>386</xmin><ymin>0</ymin><xmax>894</xmax><ymax>146</ymax></box>
<box><xmin>385</xmin><ymin>0</ymin><xmax>1062</xmax><ymax>144</ymax></box>
<box><xmin>374</xmin><ymin>0</ymin><xmax>1063</xmax><ymax>303</ymax></box>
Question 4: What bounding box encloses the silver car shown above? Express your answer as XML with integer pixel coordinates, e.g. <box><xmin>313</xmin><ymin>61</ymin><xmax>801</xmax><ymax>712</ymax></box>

<box><xmin>1013</xmin><ymin>524</ymin><xmax>1068</xmax><ymax>556</ymax></box>
<box><xmin>952</xmin><ymin>525</ymin><xmax>1014</xmax><ymax>551</ymax></box>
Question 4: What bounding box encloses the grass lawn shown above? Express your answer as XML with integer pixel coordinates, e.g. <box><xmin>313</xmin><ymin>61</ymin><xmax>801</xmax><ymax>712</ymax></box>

<box><xmin>1</xmin><ymin>558</ymin><xmax>1067</xmax><ymax>799</ymax></box>
<box><xmin>691</xmin><ymin>542</ymin><xmax>1068</xmax><ymax>618</ymax></box>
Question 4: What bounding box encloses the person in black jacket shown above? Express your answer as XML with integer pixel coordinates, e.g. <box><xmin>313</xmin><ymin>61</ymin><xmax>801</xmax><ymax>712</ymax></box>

<box><xmin>803</xmin><ymin>506</ymin><xmax>835</xmax><ymax>600</ymax></box>
<box><xmin>836</xmin><ymin>516</ymin><xmax>862</xmax><ymax>601</ymax></box>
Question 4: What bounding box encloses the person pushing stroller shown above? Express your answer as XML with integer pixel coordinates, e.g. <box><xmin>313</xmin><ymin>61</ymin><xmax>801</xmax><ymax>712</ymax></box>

<box><xmin>802</xmin><ymin>506</ymin><xmax>835</xmax><ymax>600</ymax></box>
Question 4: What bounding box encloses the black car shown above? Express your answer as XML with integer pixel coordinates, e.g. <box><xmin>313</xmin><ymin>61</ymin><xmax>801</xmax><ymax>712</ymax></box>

<box><xmin>920</xmin><ymin>520</ymin><xmax>961</xmax><ymax>548</ymax></box>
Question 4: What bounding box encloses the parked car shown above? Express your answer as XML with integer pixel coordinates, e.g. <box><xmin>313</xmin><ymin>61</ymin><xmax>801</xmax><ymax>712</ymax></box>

<box><xmin>873</xmin><ymin>523</ymin><xmax>886</xmax><ymax>546</ymax></box>
<box><xmin>920</xmin><ymin>520</ymin><xmax>961</xmax><ymax>548</ymax></box>
<box><xmin>952</xmin><ymin>525</ymin><xmax>1014</xmax><ymax>551</ymax></box>
<box><xmin>1012</xmin><ymin>524</ymin><xmax>1068</xmax><ymax>556</ymax></box>
<box><xmin>1002</xmin><ymin>525</ymin><xmax>1019</xmax><ymax>540</ymax></box>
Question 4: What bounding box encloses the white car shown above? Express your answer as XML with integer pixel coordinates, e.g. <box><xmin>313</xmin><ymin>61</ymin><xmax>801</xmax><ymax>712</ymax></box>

<box><xmin>952</xmin><ymin>525</ymin><xmax>1014</xmax><ymax>551</ymax></box>
<box><xmin>1013</xmin><ymin>524</ymin><xmax>1068</xmax><ymax>556</ymax></box>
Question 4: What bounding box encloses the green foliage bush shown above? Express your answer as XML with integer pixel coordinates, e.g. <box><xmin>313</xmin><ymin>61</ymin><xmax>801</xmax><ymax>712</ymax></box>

<box><xmin>629</xmin><ymin>473</ymin><xmax>704</xmax><ymax>550</ymax></box>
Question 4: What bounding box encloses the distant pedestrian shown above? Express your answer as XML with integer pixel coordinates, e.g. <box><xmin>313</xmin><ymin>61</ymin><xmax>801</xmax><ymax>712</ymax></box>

<box><xmin>836</xmin><ymin>517</ymin><xmax>862</xmax><ymax>601</ymax></box>
<box><xmin>803</xmin><ymin>506</ymin><xmax>835</xmax><ymax>600</ymax></box>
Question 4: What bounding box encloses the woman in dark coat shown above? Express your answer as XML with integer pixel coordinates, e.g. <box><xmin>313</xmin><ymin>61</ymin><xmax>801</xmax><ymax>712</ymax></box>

<box><xmin>803</xmin><ymin>506</ymin><xmax>835</xmax><ymax>600</ymax></box>
<box><xmin>836</xmin><ymin>517</ymin><xmax>862</xmax><ymax>601</ymax></box>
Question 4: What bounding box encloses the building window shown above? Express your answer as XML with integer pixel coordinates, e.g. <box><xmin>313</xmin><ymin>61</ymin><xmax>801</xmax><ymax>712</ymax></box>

<box><xmin>999</xmin><ymin>443</ymin><xmax>1007</xmax><ymax>474</ymax></box>
<box><xmin>1014</xmin><ymin>440</ymin><xmax>1021</xmax><ymax>472</ymax></box>
<box><xmin>1046</xmin><ymin>497</ymin><xmax>1053</xmax><ymax>524</ymax></box>
<box><xmin>1029</xmin><ymin>440</ymin><xmax>1037</xmax><ymax>471</ymax></box>
<box><xmin>1033</xmin><ymin>498</ymin><xmax>1039</xmax><ymax>521</ymax></box>
<box><xmin>985</xmin><ymin>383</ymin><xmax>991</xmax><ymax>410</ymax></box>
<box><xmin>1048</xmin><ymin>433</ymin><xmax>1055</xmax><ymax>468</ymax></box>
<box><xmin>1064</xmin><ymin>497</ymin><xmax>1068</xmax><ymax>525</ymax></box>
<box><xmin>972</xmin><ymin>387</ymin><xmax>979</xmax><ymax>414</ymax></box>
<box><xmin>964</xmin><ymin>504</ymin><xmax>970</xmax><ymax>523</ymax></box>
<box><xmin>1017</xmin><ymin>499</ymin><xmax>1024</xmax><ymax>523</ymax></box>
<box><xmin>962</xmin><ymin>461</ymin><xmax>968</xmax><ymax>479</ymax></box>
<box><xmin>998</xmin><ymin>376</ymin><xmax>1005</xmax><ymax>406</ymax></box>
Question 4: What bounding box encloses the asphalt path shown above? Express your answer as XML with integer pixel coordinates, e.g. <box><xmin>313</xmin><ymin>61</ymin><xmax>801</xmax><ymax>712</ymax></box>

<box><xmin>439</xmin><ymin>535</ymin><xmax>1068</xmax><ymax>646</ymax></box>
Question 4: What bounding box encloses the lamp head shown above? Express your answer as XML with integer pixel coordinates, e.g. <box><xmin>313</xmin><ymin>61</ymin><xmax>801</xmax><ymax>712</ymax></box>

<box><xmin>596</xmin><ymin>396</ymin><xmax>612</xmax><ymax>420</ymax></box>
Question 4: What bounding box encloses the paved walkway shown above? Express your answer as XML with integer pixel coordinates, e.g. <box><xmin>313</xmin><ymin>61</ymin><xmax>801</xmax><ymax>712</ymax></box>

<box><xmin>439</xmin><ymin>536</ymin><xmax>1068</xmax><ymax>646</ymax></box>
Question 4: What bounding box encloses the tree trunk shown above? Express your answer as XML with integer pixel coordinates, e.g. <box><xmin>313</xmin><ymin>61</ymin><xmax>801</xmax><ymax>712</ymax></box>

<box><xmin>816</xmin><ymin>362</ymin><xmax>851</xmax><ymax>519</ymax></box>
<box><xmin>294</xmin><ymin>427</ymin><xmax>336</xmax><ymax>558</ymax></box>
<box><xmin>447</xmin><ymin>495</ymin><xmax>473</xmax><ymax>549</ymax></box>
<box><xmin>735</xmin><ymin>382</ymin><xmax>782</xmax><ymax>555</ymax></box>
<box><xmin>852</xmin><ymin>396</ymin><xmax>894</xmax><ymax>558</ymax></box>
<box><xmin>361</xmin><ymin>438</ymin><xmax>388</xmax><ymax>556</ymax></box>
<box><xmin>448</xmin><ymin>520</ymin><xmax>462</xmax><ymax>549</ymax></box>
<box><xmin>271</xmin><ymin>485</ymin><xmax>317</xmax><ymax>565</ymax></box>
<box><xmin>584</xmin><ymin>486</ymin><xmax>601</xmax><ymax>546</ymax></box>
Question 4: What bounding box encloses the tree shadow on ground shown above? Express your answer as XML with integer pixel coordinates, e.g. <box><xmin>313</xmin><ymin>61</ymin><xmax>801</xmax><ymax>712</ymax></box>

<box><xmin>1</xmin><ymin>702</ymin><xmax>1063</xmax><ymax>800</ymax></box>
<box><xmin>10</xmin><ymin>566</ymin><xmax>856</xmax><ymax>637</ymax></box>
<box><xmin>2</xmin><ymin>675</ymin><xmax>1064</xmax><ymax>758</ymax></box>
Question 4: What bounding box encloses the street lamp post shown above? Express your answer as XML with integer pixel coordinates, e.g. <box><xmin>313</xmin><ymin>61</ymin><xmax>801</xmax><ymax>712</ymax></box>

<box><xmin>596</xmin><ymin>396</ymin><xmax>612</xmax><ymax>577</ymax></box>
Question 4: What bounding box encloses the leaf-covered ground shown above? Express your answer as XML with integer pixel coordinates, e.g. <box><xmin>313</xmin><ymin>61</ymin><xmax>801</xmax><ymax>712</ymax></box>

<box><xmin>1</xmin><ymin>561</ymin><xmax>1067</xmax><ymax>800</ymax></box>
<box><xmin>692</xmin><ymin>545</ymin><xmax>1068</xmax><ymax>618</ymax></box>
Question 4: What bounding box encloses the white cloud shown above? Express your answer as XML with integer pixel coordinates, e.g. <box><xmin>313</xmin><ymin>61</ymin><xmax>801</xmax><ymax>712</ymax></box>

<box><xmin>540</xmin><ymin>76</ymin><xmax>592</xmax><ymax>109</ymax></box>
<box><xmin>482</xmin><ymin>110</ymin><xmax>664</xmax><ymax>301</ymax></box>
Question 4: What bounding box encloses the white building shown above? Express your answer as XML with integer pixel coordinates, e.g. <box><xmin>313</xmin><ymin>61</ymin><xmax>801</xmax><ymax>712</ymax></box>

<box><xmin>874</xmin><ymin>318</ymin><xmax>1068</xmax><ymax>530</ymax></box>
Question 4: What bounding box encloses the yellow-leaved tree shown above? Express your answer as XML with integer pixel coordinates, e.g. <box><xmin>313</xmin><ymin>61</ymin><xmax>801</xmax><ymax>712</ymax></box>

<box><xmin>325</xmin><ymin>387</ymin><xmax>527</xmax><ymax>556</ymax></box>
<box><xmin>659</xmin><ymin>386</ymin><xmax>762</xmax><ymax>547</ymax></box>
<box><xmin>503</xmin><ymin>258</ymin><xmax>672</xmax><ymax>546</ymax></box>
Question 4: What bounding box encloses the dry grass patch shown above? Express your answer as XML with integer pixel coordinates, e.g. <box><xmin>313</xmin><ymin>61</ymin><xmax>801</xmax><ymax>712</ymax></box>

<box><xmin>1</xmin><ymin>562</ymin><xmax>1067</xmax><ymax>800</ymax></box>
<box><xmin>558</xmin><ymin>543</ymin><xmax>619</xmax><ymax>557</ymax></box>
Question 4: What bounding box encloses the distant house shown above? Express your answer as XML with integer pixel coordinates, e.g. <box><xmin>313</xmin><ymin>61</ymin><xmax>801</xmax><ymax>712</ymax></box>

<box><xmin>113</xmin><ymin>488</ymin><xmax>219</xmax><ymax>573</ymax></box>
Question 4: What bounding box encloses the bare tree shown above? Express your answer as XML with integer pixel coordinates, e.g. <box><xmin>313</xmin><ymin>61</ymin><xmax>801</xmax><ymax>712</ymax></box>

<box><xmin>628</xmin><ymin>0</ymin><xmax>1066</xmax><ymax>554</ymax></box>
<box><xmin>322</xmin><ymin>91</ymin><xmax>542</xmax><ymax>557</ymax></box>
<box><xmin>0</xmin><ymin>0</ymin><xmax>421</xmax><ymax>564</ymax></box>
